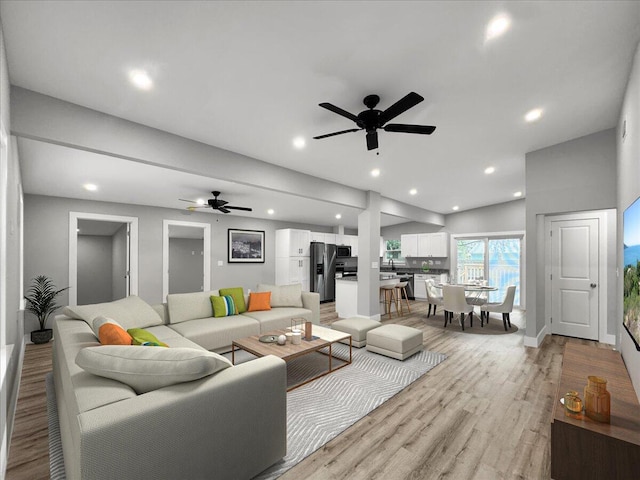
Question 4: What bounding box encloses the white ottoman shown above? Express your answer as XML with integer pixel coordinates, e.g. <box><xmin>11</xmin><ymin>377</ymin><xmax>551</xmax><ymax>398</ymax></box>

<box><xmin>366</xmin><ymin>324</ymin><xmax>423</xmax><ymax>360</ymax></box>
<box><xmin>332</xmin><ymin>317</ymin><xmax>381</xmax><ymax>348</ymax></box>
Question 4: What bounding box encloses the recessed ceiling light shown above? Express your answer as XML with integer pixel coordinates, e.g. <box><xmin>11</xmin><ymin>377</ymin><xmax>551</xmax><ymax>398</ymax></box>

<box><xmin>514</xmin><ymin>191</ymin><xmax>523</xmax><ymax>198</ymax></box>
<box><xmin>452</xmin><ymin>205</ymin><xmax>460</xmax><ymax>211</ymax></box>
<box><xmin>267</xmin><ymin>209</ymin><xmax>275</xmax><ymax>215</ymax></box>
<box><xmin>196</xmin><ymin>198</ymin><xmax>205</xmax><ymax>205</ymax></box>
<box><xmin>83</xmin><ymin>183</ymin><xmax>98</xmax><ymax>191</ymax></box>
<box><xmin>292</xmin><ymin>137</ymin><xmax>306</xmax><ymax>149</ymax></box>
<box><xmin>486</xmin><ymin>14</ymin><xmax>511</xmax><ymax>40</ymax></box>
<box><xmin>484</xmin><ymin>166</ymin><xmax>495</xmax><ymax>175</ymax></box>
<box><xmin>335</xmin><ymin>214</ymin><xmax>342</xmax><ymax>220</ymax></box>
<box><xmin>129</xmin><ymin>70</ymin><xmax>153</xmax><ymax>90</ymax></box>
<box><xmin>409</xmin><ymin>188</ymin><xmax>417</xmax><ymax>195</ymax></box>
<box><xmin>371</xmin><ymin>168</ymin><xmax>380</xmax><ymax>177</ymax></box>
<box><xmin>525</xmin><ymin>108</ymin><xmax>543</xmax><ymax>123</ymax></box>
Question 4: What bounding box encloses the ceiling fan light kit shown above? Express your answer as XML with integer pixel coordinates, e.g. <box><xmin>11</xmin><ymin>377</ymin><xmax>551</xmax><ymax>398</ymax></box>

<box><xmin>314</xmin><ymin>92</ymin><xmax>436</xmax><ymax>151</ymax></box>
<box><xmin>179</xmin><ymin>191</ymin><xmax>252</xmax><ymax>214</ymax></box>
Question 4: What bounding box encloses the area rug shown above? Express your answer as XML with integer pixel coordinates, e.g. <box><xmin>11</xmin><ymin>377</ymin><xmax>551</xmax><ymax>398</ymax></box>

<box><xmin>46</xmin><ymin>344</ymin><xmax>446</xmax><ymax>480</ymax></box>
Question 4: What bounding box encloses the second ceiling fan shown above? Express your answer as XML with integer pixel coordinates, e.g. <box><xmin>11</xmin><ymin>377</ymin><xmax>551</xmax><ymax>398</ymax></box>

<box><xmin>313</xmin><ymin>91</ymin><xmax>436</xmax><ymax>151</ymax></box>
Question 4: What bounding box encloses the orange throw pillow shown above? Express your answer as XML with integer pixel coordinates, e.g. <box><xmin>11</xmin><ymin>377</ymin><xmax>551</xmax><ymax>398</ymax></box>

<box><xmin>247</xmin><ymin>291</ymin><xmax>271</xmax><ymax>312</ymax></box>
<box><xmin>98</xmin><ymin>322</ymin><xmax>133</xmax><ymax>345</ymax></box>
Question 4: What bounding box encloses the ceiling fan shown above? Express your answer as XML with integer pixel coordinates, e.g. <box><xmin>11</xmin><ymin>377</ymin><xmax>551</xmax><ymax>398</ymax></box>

<box><xmin>179</xmin><ymin>191</ymin><xmax>253</xmax><ymax>214</ymax></box>
<box><xmin>313</xmin><ymin>92</ymin><xmax>436</xmax><ymax>151</ymax></box>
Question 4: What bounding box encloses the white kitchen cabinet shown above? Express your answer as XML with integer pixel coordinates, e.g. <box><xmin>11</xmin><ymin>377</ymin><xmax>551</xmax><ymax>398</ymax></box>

<box><xmin>275</xmin><ymin>257</ymin><xmax>310</xmax><ymax>291</ymax></box>
<box><xmin>276</xmin><ymin>228</ymin><xmax>310</xmax><ymax>257</ymax></box>
<box><xmin>344</xmin><ymin>234</ymin><xmax>358</xmax><ymax>257</ymax></box>
<box><xmin>415</xmin><ymin>232</ymin><xmax>450</xmax><ymax>257</ymax></box>
<box><xmin>380</xmin><ymin>237</ymin><xmax>385</xmax><ymax>258</ymax></box>
<box><xmin>275</xmin><ymin>228</ymin><xmax>311</xmax><ymax>290</ymax></box>
<box><xmin>310</xmin><ymin>232</ymin><xmax>337</xmax><ymax>244</ymax></box>
<box><xmin>401</xmin><ymin>234</ymin><xmax>418</xmax><ymax>257</ymax></box>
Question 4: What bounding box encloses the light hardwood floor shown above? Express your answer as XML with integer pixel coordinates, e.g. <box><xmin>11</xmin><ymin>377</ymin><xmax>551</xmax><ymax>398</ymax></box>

<box><xmin>6</xmin><ymin>300</ymin><xmax>612</xmax><ymax>479</ymax></box>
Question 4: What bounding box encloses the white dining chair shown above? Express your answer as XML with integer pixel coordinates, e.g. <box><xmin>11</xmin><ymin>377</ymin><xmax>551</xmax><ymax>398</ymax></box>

<box><xmin>480</xmin><ymin>285</ymin><xmax>516</xmax><ymax>330</ymax></box>
<box><xmin>443</xmin><ymin>285</ymin><xmax>474</xmax><ymax>331</ymax></box>
<box><xmin>425</xmin><ymin>279</ymin><xmax>443</xmax><ymax>317</ymax></box>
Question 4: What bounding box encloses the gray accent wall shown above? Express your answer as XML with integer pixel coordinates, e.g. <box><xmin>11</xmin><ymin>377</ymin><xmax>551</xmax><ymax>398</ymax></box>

<box><xmin>23</xmin><ymin>193</ymin><xmax>338</xmax><ymax>325</ymax></box>
<box><xmin>618</xmin><ymin>41</ymin><xmax>640</xmax><ymax>398</ymax></box>
<box><xmin>77</xmin><ymin>235</ymin><xmax>113</xmax><ymax>305</ymax></box>
<box><xmin>169</xmin><ymin>238</ymin><xmax>204</xmax><ymax>294</ymax></box>
<box><xmin>444</xmin><ymin>199</ymin><xmax>525</xmax><ymax>233</ymax></box>
<box><xmin>525</xmin><ymin>128</ymin><xmax>617</xmax><ymax>346</ymax></box>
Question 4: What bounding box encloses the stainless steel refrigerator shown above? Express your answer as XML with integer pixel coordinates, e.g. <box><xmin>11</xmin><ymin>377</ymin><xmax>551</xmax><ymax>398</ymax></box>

<box><xmin>310</xmin><ymin>242</ymin><xmax>337</xmax><ymax>302</ymax></box>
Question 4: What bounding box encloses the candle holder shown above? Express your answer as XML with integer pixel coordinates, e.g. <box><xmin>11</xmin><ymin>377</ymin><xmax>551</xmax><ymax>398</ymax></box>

<box><xmin>584</xmin><ymin>376</ymin><xmax>610</xmax><ymax>423</ymax></box>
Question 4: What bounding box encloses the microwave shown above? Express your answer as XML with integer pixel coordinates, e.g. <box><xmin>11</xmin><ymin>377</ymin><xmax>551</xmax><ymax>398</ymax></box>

<box><xmin>336</xmin><ymin>245</ymin><xmax>352</xmax><ymax>257</ymax></box>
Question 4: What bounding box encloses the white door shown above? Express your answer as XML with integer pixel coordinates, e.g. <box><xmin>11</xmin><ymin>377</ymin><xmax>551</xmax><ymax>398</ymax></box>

<box><xmin>550</xmin><ymin>218</ymin><xmax>599</xmax><ymax>340</ymax></box>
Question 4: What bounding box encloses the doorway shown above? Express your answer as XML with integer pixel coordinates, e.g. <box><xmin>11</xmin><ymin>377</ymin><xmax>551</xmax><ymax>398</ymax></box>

<box><xmin>68</xmin><ymin>212</ymin><xmax>138</xmax><ymax>307</ymax></box>
<box><xmin>545</xmin><ymin>210</ymin><xmax>613</xmax><ymax>342</ymax></box>
<box><xmin>162</xmin><ymin>220</ymin><xmax>210</xmax><ymax>300</ymax></box>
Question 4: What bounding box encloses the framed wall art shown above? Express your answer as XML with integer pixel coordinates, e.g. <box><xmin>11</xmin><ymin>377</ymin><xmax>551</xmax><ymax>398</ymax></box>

<box><xmin>228</xmin><ymin>229</ymin><xmax>265</xmax><ymax>263</ymax></box>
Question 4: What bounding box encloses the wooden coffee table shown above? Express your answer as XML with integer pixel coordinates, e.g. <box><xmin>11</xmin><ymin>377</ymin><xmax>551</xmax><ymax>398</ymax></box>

<box><xmin>232</xmin><ymin>324</ymin><xmax>352</xmax><ymax>391</ymax></box>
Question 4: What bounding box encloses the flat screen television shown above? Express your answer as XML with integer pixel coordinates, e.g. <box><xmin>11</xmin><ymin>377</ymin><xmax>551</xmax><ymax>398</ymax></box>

<box><xmin>623</xmin><ymin>196</ymin><xmax>640</xmax><ymax>350</ymax></box>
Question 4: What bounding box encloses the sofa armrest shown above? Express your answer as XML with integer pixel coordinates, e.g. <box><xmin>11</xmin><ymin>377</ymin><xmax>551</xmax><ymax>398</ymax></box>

<box><xmin>76</xmin><ymin>356</ymin><xmax>286</xmax><ymax>480</ymax></box>
<box><xmin>302</xmin><ymin>291</ymin><xmax>320</xmax><ymax>324</ymax></box>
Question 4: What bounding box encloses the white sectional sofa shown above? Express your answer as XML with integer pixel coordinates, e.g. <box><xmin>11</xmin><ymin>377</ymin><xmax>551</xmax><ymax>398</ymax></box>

<box><xmin>52</xmin><ymin>284</ymin><xmax>320</xmax><ymax>480</ymax></box>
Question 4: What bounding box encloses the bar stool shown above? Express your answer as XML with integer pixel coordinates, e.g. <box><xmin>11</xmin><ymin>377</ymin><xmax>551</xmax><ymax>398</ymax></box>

<box><xmin>380</xmin><ymin>284</ymin><xmax>398</xmax><ymax>317</ymax></box>
<box><xmin>394</xmin><ymin>281</ymin><xmax>411</xmax><ymax>316</ymax></box>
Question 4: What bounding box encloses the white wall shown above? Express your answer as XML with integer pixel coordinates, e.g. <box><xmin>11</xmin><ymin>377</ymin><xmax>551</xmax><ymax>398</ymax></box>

<box><xmin>617</xmin><ymin>41</ymin><xmax>640</xmax><ymax>399</ymax></box>
<box><xmin>525</xmin><ymin>129</ymin><xmax>618</xmax><ymax>346</ymax></box>
<box><xmin>444</xmin><ymin>199</ymin><xmax>525</xmax><ymax>234</ymax></box>
<box><xmin>0</xmin><ymin>17</ymin><xmax>24</xmax><ymax>477</ymax></box>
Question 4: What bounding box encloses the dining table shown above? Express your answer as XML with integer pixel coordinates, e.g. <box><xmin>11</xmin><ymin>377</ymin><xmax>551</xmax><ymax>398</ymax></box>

<box><xmin>436</xmin><ymin>283</ymin><xmax>498</xmax><ymax>306</ymax></box>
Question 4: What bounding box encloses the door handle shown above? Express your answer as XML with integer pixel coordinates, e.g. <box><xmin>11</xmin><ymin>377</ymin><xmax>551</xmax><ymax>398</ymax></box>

<box><xmin>590</xmin><ymin>283</ymin><xmax>597</xmax><ymax>288</ymax></box>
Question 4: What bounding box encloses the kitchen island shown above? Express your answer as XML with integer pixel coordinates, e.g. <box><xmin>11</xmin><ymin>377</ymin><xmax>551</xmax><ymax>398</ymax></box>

<box><xmin>335</xmin><ymin>274</ymin><xmax>399</xmax><ymax>319</ymax></box>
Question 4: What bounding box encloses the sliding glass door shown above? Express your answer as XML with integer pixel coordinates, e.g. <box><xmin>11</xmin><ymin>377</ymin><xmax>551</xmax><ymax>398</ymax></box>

<box><xmin>455</xmin><ymin>236</ymin><xmax>522</xmax><ymax>304</ymax></box>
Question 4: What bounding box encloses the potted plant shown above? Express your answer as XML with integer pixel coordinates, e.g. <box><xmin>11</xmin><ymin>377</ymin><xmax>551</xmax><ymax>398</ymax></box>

<box><xmin>24</xmin><ymin>275</ymin><xmax>69</xmax><ymax>344</ymax></box>
<box><xmin>421</xmin><ymin>261</ymin><xmax>431</xmax><ymax>272</ymax></box>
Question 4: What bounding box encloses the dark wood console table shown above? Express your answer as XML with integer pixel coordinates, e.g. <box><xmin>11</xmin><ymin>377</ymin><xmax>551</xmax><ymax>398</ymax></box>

<box><xmin>551</xmin><ymin>343</ymin><xmax>640</xmax><ymax>479</ymax></box>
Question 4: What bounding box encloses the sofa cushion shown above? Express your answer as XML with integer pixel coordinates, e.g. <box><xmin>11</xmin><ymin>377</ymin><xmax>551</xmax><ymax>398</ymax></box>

<box><xmin>257</xmin><ymin>283</ymin><xmax>303</xmax><ymax>308</ymax></box>
<box><xmin>92</xmin><ymin>317</ymin><xmax>132</xmax><ymax>345</ymax></box>
<box><xmin>247</xmin><ymin>292</ymin><xmax>271</xmax><ymax>312</ymax></box>
<box><xmin>211</xmin><ymin>295</ymin><xmax>237</xmax><ymax>317</ymax></box>
<box><xmin>75</xmin><ymin>345</ymin><xmax>233</xmax><ymax>394</ymax></box>
<box><xmin>167</xmin><ymin>291</ymin><xmax>219</xmax><ymax>324</ymax></box>
<box><xmin>63</xmin><ymin>296</ymin><xmax>163</xmax><ymax>330</ymax></box>
<box><xmin>242</xmin><ymin>307</ymin><xmax>312</xmax><ymax>333</ymax></box>
<box><xmin>219</xmin><ymin>287</ymin><xmax>247</xmax><ymax>313</ymax></box>
<box><xmin>127</xmin><ymin>328</ymin><xmax>169</xmax><ymax>347</ymax></box>
<box><xmin>168</xmin><ymin>316</ymin><xmax>260</xmax><ymax>352</ymax></box>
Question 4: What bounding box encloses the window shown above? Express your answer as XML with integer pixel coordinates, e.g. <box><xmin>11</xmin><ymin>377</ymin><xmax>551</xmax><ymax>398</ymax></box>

<box><xmin>384</xmin><ymin>239</ymin><xmax>405</xmax><ymax>265</ymax></box>
<box><xmin>455</xmin><ymin>235</ymin><xmax>522</xmax><ymax>305</ymax></box>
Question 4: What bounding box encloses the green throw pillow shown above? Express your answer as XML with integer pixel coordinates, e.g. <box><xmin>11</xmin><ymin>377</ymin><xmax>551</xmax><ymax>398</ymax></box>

<box><xmin>210</xmin><ymin>295</ymin><xmax>237</xmax><ymax>318</ymax></box>
<box><xmin>219</xmin><ymin>287</ymin><xmax>247</xmax><ymax>313</ymax></box>
<box><xmin>127</xmin><ymin>328</ymin><xmax>168</xmax><ymax>347</ymax></box>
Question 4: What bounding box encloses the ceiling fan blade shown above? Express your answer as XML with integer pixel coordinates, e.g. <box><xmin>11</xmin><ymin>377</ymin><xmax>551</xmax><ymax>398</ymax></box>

<box><xmin>366</xmin><ymin>131</ymin><xmax>378</xmax><ymax>151</ymax></box>
<box><xmin>217</xmin><ymin>206</ymin><xmax>231</xmax><ymax>214</ymax></box>
<box><xmin>179</xmin><ymin>198</ymin><xmax>197</xmax><ymax>204</ymax></box>
<box><xmin>225</xmin><ymin>206</ymin><xmax>253</xmax><ymax>212</ymax></box>
<box><xmin>319</xmin><ymin>103</ymin><xmax>359</xmax><ymax>123</ymax></box>
<box><xmin>383</xmin><ymin>124</ymin><xmax>436</xmax><ymax>135</ymax></box>
<box><xmin>313</xmin><ymin>128</ymin><xmax>362</xmax><ymax>140</ymax></box>
<box><xmin>378</xmin><ymin>92</ymin><xmax>424</xmax><ymax>125</ymax></box>
<box><xmin>187</xmin><ymin>205</ymin><xmax>210</xmax><ymax>211</ymax></box>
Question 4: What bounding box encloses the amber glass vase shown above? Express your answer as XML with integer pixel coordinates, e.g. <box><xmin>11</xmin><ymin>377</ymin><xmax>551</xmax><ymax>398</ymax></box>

<box><xmin>584</xmin><ymin>376</ymin><xmax>610</xmax><ymax>423</ymax></box>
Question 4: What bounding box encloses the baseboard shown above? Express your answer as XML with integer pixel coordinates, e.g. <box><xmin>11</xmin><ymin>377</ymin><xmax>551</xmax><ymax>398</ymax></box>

<box><xmin>524</xmin><ymin>325</ymin><xmax>548</xmax><ymax>348</ymax></box>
